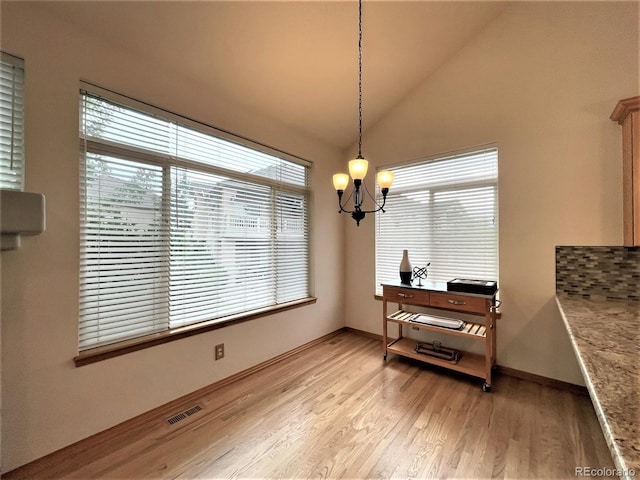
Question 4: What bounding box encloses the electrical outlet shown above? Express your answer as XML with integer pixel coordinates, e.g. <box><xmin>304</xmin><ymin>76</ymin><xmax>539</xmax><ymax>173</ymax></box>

<box><xmin>215</xmin><ymin>343</ymin><xmax>224</xmax><ymax>360</ymax></box>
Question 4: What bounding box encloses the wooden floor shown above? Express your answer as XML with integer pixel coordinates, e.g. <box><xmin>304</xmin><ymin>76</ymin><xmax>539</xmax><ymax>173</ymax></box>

<box><xmin>6</xmin><ymin>332</ymin><xmax>614</xmax><ymax>479</ymax></box>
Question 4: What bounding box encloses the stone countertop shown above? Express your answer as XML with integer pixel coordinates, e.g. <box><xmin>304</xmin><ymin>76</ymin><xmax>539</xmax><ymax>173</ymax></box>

<box><xmin>556</xmin><ymin>294</ymin><xmax>640</xmax><ymax>479</ymax></box>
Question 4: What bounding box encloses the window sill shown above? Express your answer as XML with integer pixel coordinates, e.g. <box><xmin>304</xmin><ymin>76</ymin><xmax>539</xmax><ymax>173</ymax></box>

<box><xmin>74</xmin><ymin>297</ymin><xmax>317</xmax><ymax>367</ymax></box>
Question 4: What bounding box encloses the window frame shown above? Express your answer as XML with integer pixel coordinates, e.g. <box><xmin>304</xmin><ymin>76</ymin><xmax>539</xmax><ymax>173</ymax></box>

<box><xmin>76</xmin><ymin>82</ymin><xmax>315</xmax><ymax>366</ymax></box>
<box><xmin>374</xmin><ymin>146</ymin><xmax>499</xmax><ymax>296</ymax></box>
<box><xmin>0</xmin><ymin>51</ymin><xmax>25</xmax><ymax>191</ymax></box>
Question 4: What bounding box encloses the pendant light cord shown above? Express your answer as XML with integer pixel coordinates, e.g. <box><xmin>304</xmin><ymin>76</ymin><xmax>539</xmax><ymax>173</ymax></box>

<box><xmin>357</xmin><ymin>0</ymin><xmax>363</xmax><ymax>159</ymax></box>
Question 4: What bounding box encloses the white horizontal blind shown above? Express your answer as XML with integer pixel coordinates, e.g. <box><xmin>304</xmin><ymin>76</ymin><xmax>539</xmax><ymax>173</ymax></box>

<box><xmin>79</xmin><ymin>89</ymin><xmax>310</xmax><ymax>350</ymax></box>
<box><xmin>0</xmin><ymin>53</ymin><xmax>25</xmax><ymax>190</ymax></box>
<box><xmin>275</xmin><ymin>189</ymin><xmax>309</xmax><ymax>303</ymax></box>
<box><xmin>168</xmin><ymin>167</ymin><xmax>275</xmax><ymax>328</ymax></box>
<box><xmin>79</xmin><ymin>152</ymin><xmax>169</xmax><ymax>347</ymax></box>
<box><xmin>375</xmin><ymin>148</ymin><xmax>498</xmax><ymax>295</ymax></box>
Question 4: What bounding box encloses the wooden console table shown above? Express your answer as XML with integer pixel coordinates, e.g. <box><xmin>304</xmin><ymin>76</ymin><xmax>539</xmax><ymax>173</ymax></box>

<box><xmin>382</xmin><ymin>282</ymin><xmax>498</xmax><ymax>391</ymax></box>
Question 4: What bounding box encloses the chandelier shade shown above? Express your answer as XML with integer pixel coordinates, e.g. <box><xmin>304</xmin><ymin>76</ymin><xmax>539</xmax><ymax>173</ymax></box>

<box><xmin>332</xmin><ymin>173</ymin><xmax>350</xmax><ymax>191</ymax></box>
<box><xmin>348</xmin><ymin>158</ymin><xmax>369</xmax><ymax>180</ymax></box>
<box><xmin>377</xmin><ymin>170</ymin><xmax>395</xmax><ymax>189</ymax></box>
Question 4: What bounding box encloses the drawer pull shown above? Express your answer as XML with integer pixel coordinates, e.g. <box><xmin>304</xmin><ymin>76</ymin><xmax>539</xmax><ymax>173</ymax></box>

<box><xmin>398</xmin><ymin>293</ymin><xmax>414</xmax><ymax>298</ymax></box>
<box><xmin>448</xmin><ymin>299</ymin><xmax>466</xmax><ymax>306</ymax></box>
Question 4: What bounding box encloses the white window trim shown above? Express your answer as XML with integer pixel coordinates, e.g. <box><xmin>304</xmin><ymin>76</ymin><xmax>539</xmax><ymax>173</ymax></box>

<box><xmin>78</xmin><ymin>83</ymin><xmax>313</xmax><ymax>360</ymax></box>
<box><xmin>1</xmin><ymin>51</ymin><xmax>25</xmax><ymax>191</ymax></box>
<box><xmin>375</xmin><ymin>145</ymin><xmax>499</xmax><ymax>295</ymax></box>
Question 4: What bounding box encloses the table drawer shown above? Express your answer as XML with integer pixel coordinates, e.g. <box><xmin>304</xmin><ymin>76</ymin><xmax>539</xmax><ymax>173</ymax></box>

<box><xmin>383</xmin><ymin>286</ymin><xmax>430</xmax><ymax>306</ymax></box>
<box><xmin>430</xmin><ymin>292</ymin><xmax>487</xmax><ymax>314</ymax></box>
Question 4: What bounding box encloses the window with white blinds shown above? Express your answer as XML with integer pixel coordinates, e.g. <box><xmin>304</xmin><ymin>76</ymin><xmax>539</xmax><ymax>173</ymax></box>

<box><xmin>0</xmin><ymin>52</ymin><xmax>25</xmax><ymax>190</ymax></box>
<box><xmin>79</xmin><ymin>87</ymin><xmax>310</xmax><ymax>351</ymax></box>
<box><xmin>375</xmin><ymin>148</ymin><xmax>498</xmax><ymax>295</ymax></box>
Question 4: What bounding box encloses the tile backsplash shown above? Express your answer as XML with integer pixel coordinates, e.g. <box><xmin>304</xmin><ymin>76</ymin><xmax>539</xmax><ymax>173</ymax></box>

<box><xmin>556</xmin><ymin>246</ymin><xmax>640</xmax><ymax>300</ymax></box>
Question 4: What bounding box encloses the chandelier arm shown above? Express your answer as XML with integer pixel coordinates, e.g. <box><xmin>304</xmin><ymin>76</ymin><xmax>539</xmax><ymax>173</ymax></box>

<box><xmin>337</xmin><ymin>188</ymin><xmax>356</xmax><ymax>214</ymax></box>
<box><xmin>360</xmin><ymin>178</ymin><xmax>385</xmax><ymax>210</ymax></box>
<box><xmin>338</xmin><ymin>202</ymin><xmax>357</xmax><ymax>215</ymax></box>
<box><xmin>359</xmin><ymin>196</ymin><xmax>387</xmax><ymax>214</ymax></box>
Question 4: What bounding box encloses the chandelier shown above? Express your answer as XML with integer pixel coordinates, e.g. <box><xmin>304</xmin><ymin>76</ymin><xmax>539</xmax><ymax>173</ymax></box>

<box><xmin>332</xmin><ymin>0</ymin><xmax>394</xmax><ymax>226</ymax></box>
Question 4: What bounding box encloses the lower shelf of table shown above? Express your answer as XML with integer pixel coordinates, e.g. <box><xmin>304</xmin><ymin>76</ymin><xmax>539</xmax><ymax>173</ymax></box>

<box><xmin>385</xmin><ymin>337</ymin><xmax>488</xmax><ymax>380</ymax></box>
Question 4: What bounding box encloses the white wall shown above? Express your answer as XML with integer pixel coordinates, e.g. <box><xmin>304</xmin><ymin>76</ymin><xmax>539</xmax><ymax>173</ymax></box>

<box><xmin>0</xmin><ymin>3</ymin><xmax>344</xmax><ymax>472</ymax></box>
<box><xmin>344</xmin><ymin>2</ymin><xmax>639</xmax><ymax>384</ymax></box>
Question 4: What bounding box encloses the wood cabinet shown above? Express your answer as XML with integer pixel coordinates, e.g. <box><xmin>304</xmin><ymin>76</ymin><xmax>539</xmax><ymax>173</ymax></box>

<box><xmin>382</xmin><ymin>282</ymin><xmax>497</xmax><ymax>391</ymax></box>
<box><xmin>611</xmin><ymin>96</ymin><xmax>640</xmax><ymax>246</ymax></box>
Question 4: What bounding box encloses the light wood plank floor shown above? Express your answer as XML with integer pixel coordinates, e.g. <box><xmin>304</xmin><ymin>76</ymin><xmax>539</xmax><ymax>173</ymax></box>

<box><xmin>7</xmin><ymin>332</ymin><xmax>614</xmax><ymax>479</ymax></box>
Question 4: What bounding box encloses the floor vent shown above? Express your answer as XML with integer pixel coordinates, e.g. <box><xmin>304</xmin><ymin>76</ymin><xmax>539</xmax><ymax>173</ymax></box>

<box><xmin>166</xmin><ymin>404</ymin><xmax>203</xmax><ymax>426</ymax></box>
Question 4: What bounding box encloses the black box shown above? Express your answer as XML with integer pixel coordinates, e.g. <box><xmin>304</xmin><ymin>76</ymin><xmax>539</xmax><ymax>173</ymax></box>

<box><xmin>447</xmin><ymin>278</ymin><xmax>497</xmax><ymax>295</ymax></box>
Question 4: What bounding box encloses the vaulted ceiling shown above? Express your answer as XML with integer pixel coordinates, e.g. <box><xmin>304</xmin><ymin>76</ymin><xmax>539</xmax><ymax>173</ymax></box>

<box><xmin>35</xmin><ymin>1</ymin><xmax>506</xmax><ymax>151</ymax></box>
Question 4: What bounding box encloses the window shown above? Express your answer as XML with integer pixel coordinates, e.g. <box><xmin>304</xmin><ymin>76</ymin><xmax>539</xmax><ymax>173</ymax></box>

<box><xmin>0</xmin><ymin>52</ymin><xmax>25</xmax><ymax>190</ymax></box>
<box><xmin>79</xmin><ymin>86</ymin><xmax>310</xmax><ymax>351</ymax></box>
<box><xmin>375</xmin><ymin>148</ymin><xmax>498</xmax><ymax>295</ymax></box>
